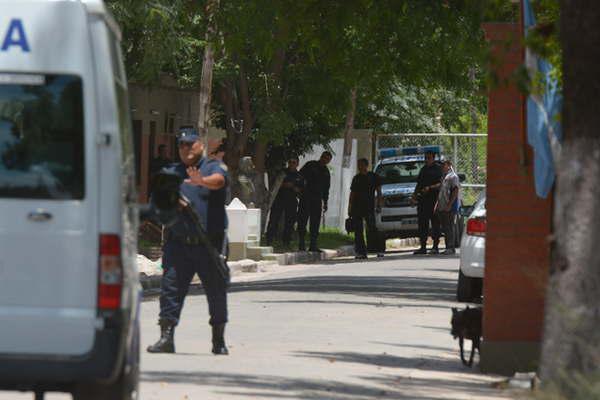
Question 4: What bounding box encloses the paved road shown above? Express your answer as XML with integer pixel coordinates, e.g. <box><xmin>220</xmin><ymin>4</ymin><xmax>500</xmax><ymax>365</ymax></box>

<box><xmin>0</xmin><ymin>252</ymin><xmax>512</xmax><ymax>400</ymax></box>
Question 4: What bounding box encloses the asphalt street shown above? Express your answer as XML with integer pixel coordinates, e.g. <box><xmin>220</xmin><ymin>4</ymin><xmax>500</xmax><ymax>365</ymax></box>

<box><xmin>0</xmin><ymin>252</ymin><xmax>513</xmax><ymax>400</ymax></box>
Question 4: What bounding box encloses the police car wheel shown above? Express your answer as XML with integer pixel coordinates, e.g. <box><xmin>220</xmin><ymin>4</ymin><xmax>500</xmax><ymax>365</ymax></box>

<box><xmin>456</xmin><ymin>270</ymin><xmax>474</xmax><ymax>302</ymax></box>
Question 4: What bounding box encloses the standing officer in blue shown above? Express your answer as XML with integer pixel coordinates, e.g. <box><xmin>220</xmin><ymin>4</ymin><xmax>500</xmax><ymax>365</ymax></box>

<box><xmin>147</xmin><ymin>129</ymin><xmax>230</xmax><ymax>355</ymax></box>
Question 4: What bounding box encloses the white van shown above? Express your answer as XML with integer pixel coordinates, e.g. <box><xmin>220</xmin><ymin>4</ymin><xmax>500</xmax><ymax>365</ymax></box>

<box><xmin>0</xmin><ymin>1</ymin><xmax>140</xmax><ymax>399</ymax></box>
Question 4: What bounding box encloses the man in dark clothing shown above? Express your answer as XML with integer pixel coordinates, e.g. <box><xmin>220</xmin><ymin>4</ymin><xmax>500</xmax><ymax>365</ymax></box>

<box><xmin>297</xmin><ymin>151</ymin><xmax>332</xmax><ymax>251</ymax></box>
<box><xmin>266</xmin><ymin>157</ymin><xmax>304</xmax><ymax>246</ymax></box>
<box><xmin>147</xmin><ymin>130</ymin><xmax>230</xmax><ymax>356</ymax></box>
<box><xmin>411</xmin><ymin>150</ymin><xmax>443</xmax><ymax>255</ymax></box>
<box><xmin>348</xmin><ymin>158</ymin><xmax>385</xmax><ymax>259</ymax></box>
<box><xmin>150</xmin><ymin>144</ymin><xmax>172</xmax><ymax>176</ymax></box>
<box><xmin>149</xmin><ymin>144</ymin><xmax>172</xmax><ymax>196</ymax></box>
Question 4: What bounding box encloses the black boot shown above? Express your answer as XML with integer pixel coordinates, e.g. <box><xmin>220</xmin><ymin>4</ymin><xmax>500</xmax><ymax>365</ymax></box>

<box><xmin>211</xmin><ymin>324</ymin><xmax>229</xmax><ymax>355</ymax></box>
<box><xmin>147</xmin><ymin>320</ymin><xmax>175</xmax><ymax>353</ymax></box>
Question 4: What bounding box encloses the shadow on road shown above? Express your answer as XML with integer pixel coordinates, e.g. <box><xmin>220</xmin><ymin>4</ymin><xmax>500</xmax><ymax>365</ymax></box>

<box><xmin>226</xmin><ymin>275</ymin><xmax>457</xmax><ymax>303</ymax></box>
<box><xmin>253</xmin><ymin>299</ymin><xmax>451</xmax><ymax>309</ymax></box>
<box><xmin>141</xmin><ymin>353</ymin><xmax>500</xmax><ymax>400</ymax></box>
<box><xmin>293</xmin><ymin>350</ymin><xmax>461</xmax><ymax>372</ymax></box>
<box><xmin>371</xmin><ymin>341</ymin><xmax>454</xmax><ymax>353</ymax></box>
<box><xmin>321</xmin><ymin>252</ymin><xmax>459</xmax><ymax>266</ymax></box>
<box><xmin>143</xmin><ymin>272</ymin><xmax>458</xmax><ymax>304</ymax></box>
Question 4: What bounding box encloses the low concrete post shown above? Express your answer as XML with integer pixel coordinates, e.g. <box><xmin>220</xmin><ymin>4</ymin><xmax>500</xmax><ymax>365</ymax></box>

<box><xmin>226</xmin><ymin>198</ymin><xmax>248</xmax><ymax>261</ymax></box>
<box><xmin>246</xmin><ymin>208</ymin><xmax>261</xmax><ymax>242</ymax></box>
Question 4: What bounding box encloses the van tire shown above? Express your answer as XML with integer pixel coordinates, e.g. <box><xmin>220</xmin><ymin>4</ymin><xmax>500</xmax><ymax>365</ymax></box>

<box><xmin>72</xmin><ymin>323</ymin><xmax>140</xmax><ymax>400</ymax></box>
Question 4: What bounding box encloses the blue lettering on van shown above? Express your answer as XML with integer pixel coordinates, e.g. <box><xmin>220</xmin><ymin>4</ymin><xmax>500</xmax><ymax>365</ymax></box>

<box><xmin>1</xmin><ymin>19</ymin><xmax>30</xmax><ymax>53</ymax></box>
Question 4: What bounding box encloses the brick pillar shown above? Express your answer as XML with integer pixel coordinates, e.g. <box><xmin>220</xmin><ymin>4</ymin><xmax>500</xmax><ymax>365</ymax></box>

<box><xmin>480</xmin><ymin>23</ymin><xmax>552</xmax><ymax>375</ymax></box>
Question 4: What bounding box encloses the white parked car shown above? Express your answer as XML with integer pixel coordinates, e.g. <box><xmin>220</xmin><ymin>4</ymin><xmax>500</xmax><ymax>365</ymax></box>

<box><xmin>0</xmin><ymin>1</ymin><xmax>140</xmax><ymax>399</ymax></box>
<box><xmin>456</xmin><ymin>192</ymin><xmax>486</xmax><ymax>302</ymax></box>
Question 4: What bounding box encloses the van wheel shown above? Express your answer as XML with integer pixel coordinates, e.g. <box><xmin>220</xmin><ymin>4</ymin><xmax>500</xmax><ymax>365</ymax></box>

<box><xmin>73</xmin><ymin>323</ymin><xmax>140</xmax><ymax>400</ymax></box>
<box><xmin>457</xmin><ymin>269</ymin><xmax>474</xmax><ymax>302</ymax></box>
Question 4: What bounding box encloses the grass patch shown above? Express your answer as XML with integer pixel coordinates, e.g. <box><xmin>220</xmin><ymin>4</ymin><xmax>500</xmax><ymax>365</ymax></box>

<box><xmin>266</xmin><ymin>227</ymin><xmax>354</xmax><ymax>253</ymax></box>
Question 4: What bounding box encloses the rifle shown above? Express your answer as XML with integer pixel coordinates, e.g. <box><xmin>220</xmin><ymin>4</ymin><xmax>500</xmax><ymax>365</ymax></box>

<box><xmin>143</xmin><ymin>171</ymin><xmax>231</xmax><ymax>286</ymax></box>
<box><xmin>411</xmin><ymin>185</ymin><xmax>438</xmax><ymax>206</ymax></box>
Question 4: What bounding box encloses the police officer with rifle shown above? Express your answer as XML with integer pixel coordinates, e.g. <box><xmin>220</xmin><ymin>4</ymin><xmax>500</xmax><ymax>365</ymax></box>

<box><xmin>146</xmin><ymin>129</ymin><xmax>230</xmax><ymax>355</ymax></box>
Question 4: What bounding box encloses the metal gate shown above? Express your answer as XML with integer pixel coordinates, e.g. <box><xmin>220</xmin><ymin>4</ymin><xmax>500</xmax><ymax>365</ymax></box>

<box><xmin>375</xmin><ymin>133</ymin><xmax>487</xmax><ymax>205</ymax></box>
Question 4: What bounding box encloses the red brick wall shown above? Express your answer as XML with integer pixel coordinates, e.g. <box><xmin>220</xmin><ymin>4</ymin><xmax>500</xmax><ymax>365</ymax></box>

<box><xmin>483</xmin><ymin>23</ymin><xmax>552</xmax><ymax>343</ymax></box>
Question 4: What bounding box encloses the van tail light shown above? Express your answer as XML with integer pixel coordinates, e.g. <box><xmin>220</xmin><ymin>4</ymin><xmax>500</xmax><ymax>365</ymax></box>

<box><xmin>98</xmin><ymin>234</ymin><xmax>123</xmax><ymax>310</ymax></box>
<box><xmin>466</xmin><ymin>217</ymin><xmax>486</xmax><ymax>237</ymax></box>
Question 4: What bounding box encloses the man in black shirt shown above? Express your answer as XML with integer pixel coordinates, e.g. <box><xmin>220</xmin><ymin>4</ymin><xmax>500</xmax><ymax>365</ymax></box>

<box><xmin>150</xmin><ymin>144</ymin><xmax>172</xmax><ymax>176</ymax></box>
<box><xmin>348</xmin><ymin>158</ymin><xmax>384</xmax><ymax>259</ymax></box>
<box><xmin>411</xmin><ymin>150</ymin><xmax>443</xmax><ymax>255</ymax></box>
<box><xmin>298</xmin><ymin>151</ymin><xmax>332</xmax><ymax>251</ymax></box>
<box><xmin>266</xmin><ymin>157</ymin><xmax>304</xmax><ymax>246</ymax></box>
<box><xmin>149</xmin><ymin>144</ymin><xmax>172</xmax><ymax>197</ymax></box>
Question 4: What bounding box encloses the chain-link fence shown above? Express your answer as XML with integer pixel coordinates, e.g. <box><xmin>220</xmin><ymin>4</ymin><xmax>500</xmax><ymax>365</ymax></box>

<box><xmin>375</xmin><ymin>133</ymin><xmax>487</xmax><ymax>205</ymax></box>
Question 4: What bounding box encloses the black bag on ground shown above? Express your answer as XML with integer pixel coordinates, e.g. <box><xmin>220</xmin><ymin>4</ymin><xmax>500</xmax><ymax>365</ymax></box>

<box><xmin>345</xmin><ymin>217</ymin><xmax>354</xmax><ymax>234</ymax></box>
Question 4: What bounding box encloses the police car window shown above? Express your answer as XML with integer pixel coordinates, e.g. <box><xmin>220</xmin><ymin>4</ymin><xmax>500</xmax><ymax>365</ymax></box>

<box><xmin>376</xmin><ymin>161</ymin><xmax>424</xmax><ymax>184</ymax></box>
<box><xmin>0</xmin><ymin>74</ymin><xmax>84</xmax><ymax>199</ymax></box>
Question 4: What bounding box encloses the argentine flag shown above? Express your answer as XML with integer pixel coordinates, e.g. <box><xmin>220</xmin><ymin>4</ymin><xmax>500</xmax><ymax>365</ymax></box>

<box><xmin>523</xmin><ymin>0</ymin><xmax>562</xmax><ymax>199</ymax></box>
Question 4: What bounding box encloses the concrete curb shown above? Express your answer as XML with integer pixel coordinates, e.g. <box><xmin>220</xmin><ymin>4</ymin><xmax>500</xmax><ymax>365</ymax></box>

<box><xmin>387</xmin><ymin>237</ymin><xmax>421</xmax><ymax>249</ymax></box>
<box><xmin>139</xmin><ymin>258</ymin><xmax>279</xmax><ymax>291</ymax></box>
<box><xmin>138</xmin><ymin>237</ymin><xmax>425</xmax><ymax>291</ymax></box>
<box><xmin>267</xmin><ymin>245</ymin><xmax>355</xmax><ymax>265</ymax></box>
<box><xmin>139</xmin><ymin>245</ymin><xmax>356</xmax><ymax>290</ymax></box>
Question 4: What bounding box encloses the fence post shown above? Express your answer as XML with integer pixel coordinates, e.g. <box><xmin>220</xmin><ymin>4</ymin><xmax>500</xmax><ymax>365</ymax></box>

<box><xmin>453</xmin><ymin>135</ymin><xmax>458</xmax><ymax>168</ymax></box>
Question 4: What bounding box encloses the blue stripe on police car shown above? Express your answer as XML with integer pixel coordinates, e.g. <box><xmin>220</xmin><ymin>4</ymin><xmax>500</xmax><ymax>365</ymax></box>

<box><xmin>1</xmin><ymin>19</ymin><xmax>30</xmax><ymax>53</ymax></box>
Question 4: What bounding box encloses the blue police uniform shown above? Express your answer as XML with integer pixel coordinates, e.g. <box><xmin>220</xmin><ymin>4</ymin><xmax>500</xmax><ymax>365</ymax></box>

<box><xmin>159</xmin><ymin>158</ymin><xmax>229</xmax><ymax>326</ymax></box>
<box><xmin>147</xmin><ymin>129</ymin><xmax>230</xmax><ymax>355</ymax></box>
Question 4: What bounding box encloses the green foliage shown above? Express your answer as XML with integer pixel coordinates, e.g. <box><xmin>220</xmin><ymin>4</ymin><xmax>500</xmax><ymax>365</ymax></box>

<box><xmin>525</xmin><ymin>0</ymin><xmax>561</xmax><ymax>84</ymax></box>
<box><xmin>109</xmin><ymin>0</ymin><xmax>493</xmax><ymax>178</ymax></box>
<box><xmin>481</xmin><ymin>0</ymin><xmax>519</xmax><ymax>22</ymax></box>
<box><xmin>356</xmin><ymin>82</ymin><xmax>486</xmax><ymax>134</ymax></box>
<box><xmin>107</xmin><ymin>0</ymin><xmax>206</xmax><ymax>86</ymax></box>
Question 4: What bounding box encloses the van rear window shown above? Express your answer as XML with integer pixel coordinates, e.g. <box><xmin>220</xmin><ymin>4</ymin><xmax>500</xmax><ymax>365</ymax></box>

<box><xmin>0</xmin><ymin>74</ymin><xmax>84</xmax><ymax>199</ymax></box>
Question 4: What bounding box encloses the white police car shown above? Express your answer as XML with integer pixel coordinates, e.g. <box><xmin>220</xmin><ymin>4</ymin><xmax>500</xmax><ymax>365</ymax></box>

<box><xmin>457</xmin><ymin>192</ymin><xmax>486</xmax><ymax>302</ymax></box>
<box><xmin>0</xmin><ymin>1</ymin><xmax>140</xmax><ymax>399</ymax></box>
<box><xmin>375</xmin><ymin>146</ymin><xmax>442</xmax><ymax>239</ymax></box>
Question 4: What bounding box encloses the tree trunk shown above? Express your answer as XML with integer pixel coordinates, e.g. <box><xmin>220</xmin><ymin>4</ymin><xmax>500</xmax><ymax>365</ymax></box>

<box><xmin>342</xmin><ymin>87</ymin><xmax>358</xmax><ymax>169</ymax></box>
<box><xmin>197</xmin><ymin>0</ymin><xmax>219</xmax><ymax>138</ymax></box>
<box><xmin>540</xmin><ymin>1</ymin><xmax>600</xmax><ymax>393</ymax></box>
<box><xmin>220</xmin><ymin>68</ymin><xmax>254</xmax><ymax>200</ymax></box>
<box><xmin>253</xmin><ymin>141</ymin><xmax>270</xmax><ymax>228</ymax></box>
